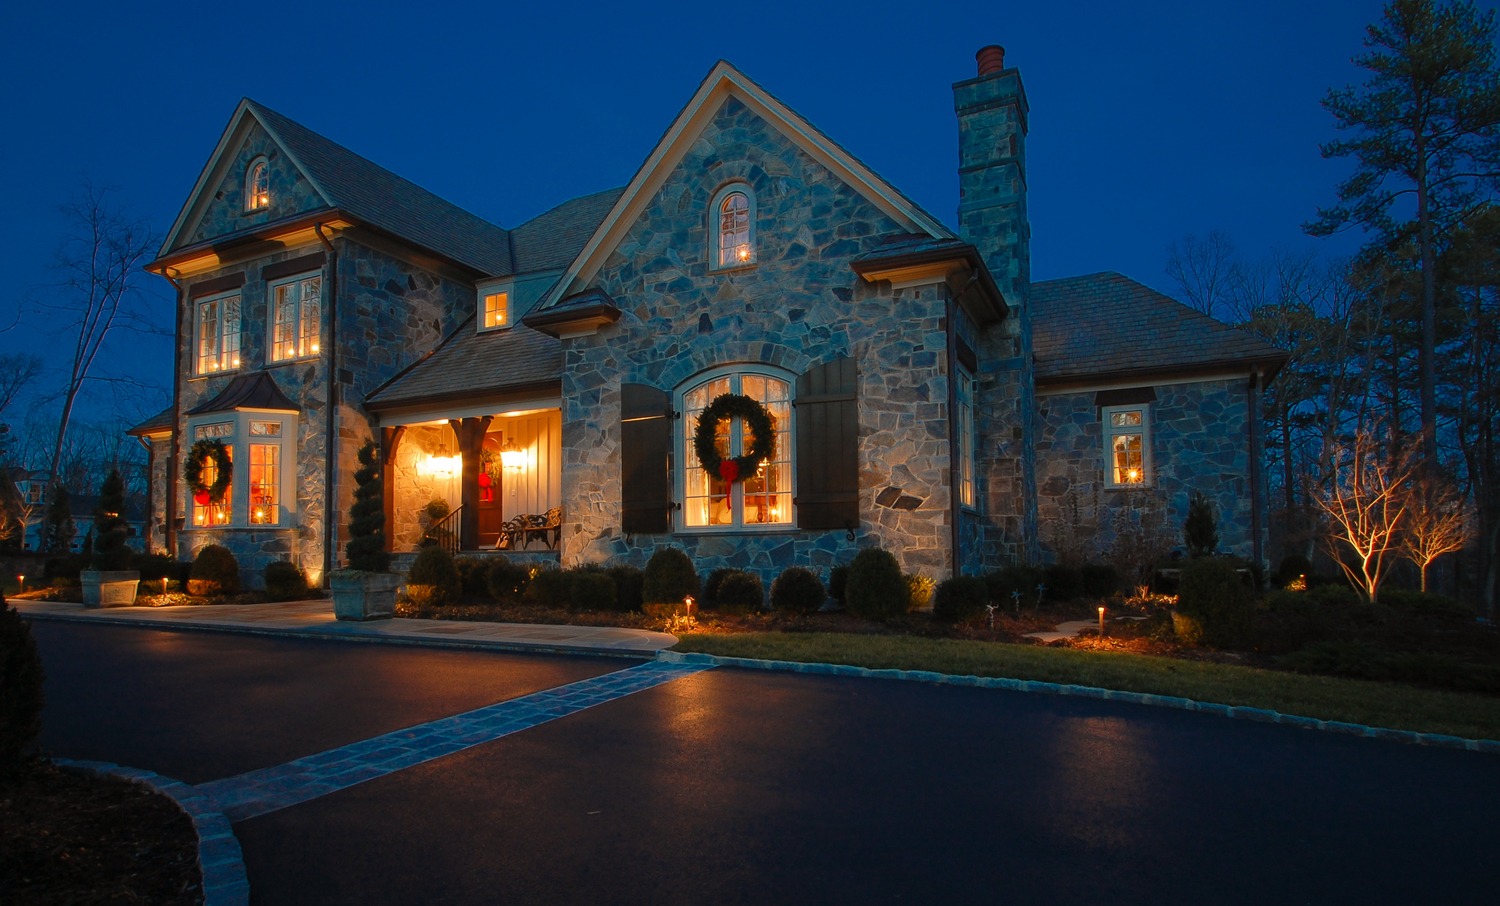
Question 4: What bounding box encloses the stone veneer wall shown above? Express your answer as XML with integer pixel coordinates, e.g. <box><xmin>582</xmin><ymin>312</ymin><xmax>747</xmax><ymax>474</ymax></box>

<box><xmin>143</xmin><ymin>436</ymin><xmax>171</xmax><ymax>553</ymax></box>
<box><xmin>557</xmin><ymin>97</ymin><xmax>958</xmax><ymax>590</ymax></box>
<box><xmin>185</xmin><ymin>121</ymin><xmax>325</xmax><ymax>248</ymax></box>
<box><xmin>389</xmin><ymin>424</ymin><xmax>460</xmax><ymax>552</ymax></box>
<box><xmin>1032</xmin><ymin>378</ymin><xmax>1257</xmax><ymax>563</ymax></box>
<box><xmin>170</xmin><ymin>235</ymin><xmax>472</xmax><ymax>586</ymax></box>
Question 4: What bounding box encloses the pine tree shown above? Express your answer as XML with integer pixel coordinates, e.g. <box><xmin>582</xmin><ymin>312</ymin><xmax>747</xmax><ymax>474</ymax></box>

<box><xmin>40</xmin><ymin>485</ymin><xmax>74</xmax><ymax>554</ymax></box>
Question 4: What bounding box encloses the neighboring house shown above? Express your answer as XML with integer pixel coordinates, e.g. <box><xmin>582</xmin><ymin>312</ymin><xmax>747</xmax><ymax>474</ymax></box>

<box><xmin>133</xmin><ymin>46</ymin><xmax>1284</xmax><ymax>589</ymax></box>
<box><xmin>2</xmin><ymin>469</ymin><xmax>148</xmax><ymax>553</ymax></box>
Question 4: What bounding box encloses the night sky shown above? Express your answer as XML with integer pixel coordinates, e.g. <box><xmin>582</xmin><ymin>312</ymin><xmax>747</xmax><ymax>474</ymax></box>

<box><xmin>2</xmin><ymin>0</ymin><xmax>1483</xmax><ymax>427</ymax></box>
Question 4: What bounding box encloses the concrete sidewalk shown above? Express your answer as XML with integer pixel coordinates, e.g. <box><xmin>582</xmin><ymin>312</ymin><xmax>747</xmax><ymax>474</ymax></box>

<box><xmin>12</xmin><ymin>598</ymin><xmax>676</xmax><ymax>657</ymax></box>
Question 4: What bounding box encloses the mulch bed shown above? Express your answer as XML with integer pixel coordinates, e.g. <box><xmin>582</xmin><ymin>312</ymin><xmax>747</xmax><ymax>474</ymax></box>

<box><xmin>0</xmin><ymin>760</ymin><xmax>202</xmax><ymax>905</ymax></box>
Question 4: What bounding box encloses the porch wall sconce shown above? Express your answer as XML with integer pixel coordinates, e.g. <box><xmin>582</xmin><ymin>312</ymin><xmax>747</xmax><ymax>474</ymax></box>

<box><xmin>499</xmin><ymin>441</ymin><xmax>526</xmax><ymax>473</ymax></box>
<box><xmin>421</xmin><ymin>454</ymin><xmax>462</xmax><ymax>479</ymax></box>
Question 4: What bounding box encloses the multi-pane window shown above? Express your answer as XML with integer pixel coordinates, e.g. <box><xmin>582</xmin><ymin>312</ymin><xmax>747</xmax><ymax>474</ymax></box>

<box><xmin>713</xmin><ymin>185</ymin><xmax>754</xmax><ymax>268</ymax></box>
<box><xmin>1105</xmin><ymin>405</ymin><xmax>1150</xmax><ymax>486</ymax></box>
<box><xmin>196</xmin><ymin>292</ymin><xmax>241</xmax><ymax>375</ymax></box>
<box><xmin>956</xmin><ymin>367</ymin><xmax>976</xmax><ymax>508</ymax></box>
<box><xmin>191</xmin><ymin>426</ymin><xmax>233</xmax><ymax>527</ymax></box>
<box><xmin>249</xmin><ymin>443</ymin><xmax>280</xmax><ymax>524</ymax></box>
<box><xmin>270</xmin><ymin>274</ymin><xmax>321</xmax><ymax>361</ymax></box>
<box><xmin>681</xmin><ymin>370</ymin><xmax>792</xmax><ymax>529</ymax></box>
<box><xmin>246</xmin><ymin>159</ymin><xmax>270</xmax><ymax>211</ymax></box>
<box><xmin>483</xmin><ymin>291</ymin><xmax>509</xmax><ymax>330</ymax></box>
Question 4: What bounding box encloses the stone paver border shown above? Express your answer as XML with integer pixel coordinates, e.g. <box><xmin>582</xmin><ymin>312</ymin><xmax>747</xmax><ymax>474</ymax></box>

<box><xmin>656</xmin><ymin>650</ymin><xmax>1500</xmax><ymax>754</ymax></box>
<box><xmin>55</xmin><ymin>759</ymin><xmax>249</xmax><ymax>906</ymax></box>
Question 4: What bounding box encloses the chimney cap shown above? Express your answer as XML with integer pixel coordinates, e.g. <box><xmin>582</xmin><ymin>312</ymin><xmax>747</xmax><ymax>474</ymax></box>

<box><xmin>976</xmin><ymin>45</ymin><xmax>1006</xmax><ymax>76</ymax></box>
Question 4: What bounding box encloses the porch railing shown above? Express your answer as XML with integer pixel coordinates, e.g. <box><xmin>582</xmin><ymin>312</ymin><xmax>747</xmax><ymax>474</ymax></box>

<box><xmin>421</xmin><ymin>504</ymin><xmax>463</xmax><ymax>557</ymax></box>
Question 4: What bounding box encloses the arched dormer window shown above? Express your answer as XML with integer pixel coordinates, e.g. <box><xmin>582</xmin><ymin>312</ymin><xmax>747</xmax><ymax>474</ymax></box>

<box><xmin>245</xmin><ymin>158</ymin><xmax>270</xmax><ymax>211</ymax></box>
<box><xmin>711</xmin><ymin>184</ymin><xmax>755</xmax><ymax>269</ymax></box>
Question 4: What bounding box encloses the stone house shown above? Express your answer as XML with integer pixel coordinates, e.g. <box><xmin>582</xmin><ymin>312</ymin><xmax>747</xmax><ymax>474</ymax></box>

<box><xmin>134</xmin><ymin>46</ymin><xmax>1284</xmax><ymax>589</ymax></box>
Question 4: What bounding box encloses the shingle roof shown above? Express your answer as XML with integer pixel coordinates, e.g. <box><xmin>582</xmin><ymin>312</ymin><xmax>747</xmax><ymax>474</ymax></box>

<box><xmin>185</xmin><ymin>371</ymin><xmax>299</xmax><ymax>415</ymax></box>
<box><xmin>128</xmin><ymin>406</ymin><xmax>175</xmax><ymax>436</ymax></box>
<box><xmin>1031</xmin><ymin>272</ymin><xmax>1287</xmax><ymax>384</ymax></box>
<box><xmin>248</xmin><ymin>101</ymin><xmax>514</xmax><ymax>277</ymax></box>
<box><xmin>510</xmin><ymin>188</ymin><xmax>625</xmax><ymax>274</ymax></box>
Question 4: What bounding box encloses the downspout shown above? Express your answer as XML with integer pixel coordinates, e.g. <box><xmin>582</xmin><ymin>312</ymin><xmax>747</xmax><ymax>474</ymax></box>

<box><xmin>1247</xmin><ymin>368</ymin><xmax>1266</xmax><ymax>574</ymax></box>
<box><xmin>156</xmin><ymin>265</ymin><xmax>185</xmax><ymax>558</ymax></box>
<box><xmin>316</xmin><ymin>224</ymin><xmax>338</xmax><ymax>584</ymax></box>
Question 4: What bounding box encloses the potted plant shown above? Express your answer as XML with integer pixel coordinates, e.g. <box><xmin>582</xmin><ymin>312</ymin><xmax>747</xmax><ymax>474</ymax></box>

<box><xmin>80</xmin><ymin>469</ymin><xmax>140</xmax><ymax>608</ymax></box>
<box><xmin>329</xmin><ymin>442</ymin><xmax>399</xmax><ymax>620</ymax></box>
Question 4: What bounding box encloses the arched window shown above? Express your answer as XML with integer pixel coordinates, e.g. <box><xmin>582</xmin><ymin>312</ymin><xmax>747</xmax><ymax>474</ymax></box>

<box><xmin>245</xmin><ymin>158</ymin><xmax>270</xmax><ymax>211</ymax></box>
<box><xmin>712</xmin><ymin>184</ymin><xmax>755</xmax><ymax>268</ymax></box>
<box><xmin>679</xmin><ymin>368</ymin><xmax>792</xmax><ymax>529</ymax></box>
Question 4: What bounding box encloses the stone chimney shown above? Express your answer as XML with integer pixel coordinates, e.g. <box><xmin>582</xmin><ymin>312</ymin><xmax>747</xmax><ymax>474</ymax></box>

<box><xmin>953</xmin><ymin>45</ymin><xmax>1038</xmax><ymax>563</ymax></box>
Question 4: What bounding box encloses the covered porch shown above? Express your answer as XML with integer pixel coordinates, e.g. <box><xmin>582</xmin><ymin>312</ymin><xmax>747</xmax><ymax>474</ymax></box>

<box><xmin>381</xmin><ymin>406</ymin><xmax>563</xmax><ymax>554</ymax></box>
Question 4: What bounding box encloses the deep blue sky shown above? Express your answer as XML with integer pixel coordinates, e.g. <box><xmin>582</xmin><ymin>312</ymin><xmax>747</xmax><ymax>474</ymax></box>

<box><xmin>3</xmin><ymin>0</ymin><xmax>1484</xmax><ymax>426</ymax></box>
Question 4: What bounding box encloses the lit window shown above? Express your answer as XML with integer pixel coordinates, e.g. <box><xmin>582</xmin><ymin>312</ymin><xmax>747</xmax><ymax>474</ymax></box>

<box><xmin>246</xmin><ymin>159</ymin><xmax>270</xmax><ymax>211</ymax></box>
<box><xmin>680</xmin><ymin>369</ymin><xmax>792</xmax><ymax>529</ymax></box>
<box><xmin>1104</xmin><ymin>405</ymin><xmax>1150</xmax><ymax>486</ymax></box>
<box><xmin>956</xmin><ymin>366</ymin><xmax>976</xmax><ymax>508</ymax></box>
<box><xmin>249</xmin><ymin>443</ymin><xmax>279</xmax><ymax>524</ymax></box>
<box><xmin>483</xmin><ymin>291</ymin><xmax>509</xmax><ymax>330</ymax></box>
<box><xmin>196</xmin><ymin>292</ymin><xmax>242</xmax><ymax>375</ymax></box>
<box><xmin>270</xmin><ymin>273</ymin><xmax>321</xmax><ymax>361</ymax></box>
<box><xmin>712</xmin><ymin>184</ymin><xmax>755</xmax><ymax>268</ymax></box>
<box><xmin>192</xmin><ymin>443</ymin><xmax>233</xmax><ymax>526</ymax></box>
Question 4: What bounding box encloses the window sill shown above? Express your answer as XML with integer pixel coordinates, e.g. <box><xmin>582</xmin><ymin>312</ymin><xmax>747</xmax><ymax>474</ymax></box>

<box><xmin>675</xmin><ymin>525</ymin><xmax>799</xmax><ymax>536</ymax></box>
<box><xmin>190</xmin><ymin>369</ymin><xmax>242</xmax><ymax>381</ymax></box>
<box><xmin>708</xmin><ymin>261</ymin><xmax>759</xmax><ymax>276</ymax></box>
<box><xmin>267</xmin><ymin>353</ymin><xmax>320</xmax><ymax>366</ymax></box>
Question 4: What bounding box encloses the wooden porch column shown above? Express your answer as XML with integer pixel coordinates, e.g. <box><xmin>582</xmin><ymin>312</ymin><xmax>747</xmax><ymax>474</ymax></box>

<box><xmin>381</xmin><ymin>426</ymin><xmax>406</xmax><ymax>553</ymax></box>
<box><xmin>448</xmin><ymin>416</ymin><xmax>492</xmax><ymax>551</ymax></box>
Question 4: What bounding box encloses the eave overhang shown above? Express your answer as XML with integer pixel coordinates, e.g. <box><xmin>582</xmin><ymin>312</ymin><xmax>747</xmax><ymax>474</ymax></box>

<box><xmin>148</xmin><ymin>209</ymin><xmax>356</xmax><ymax>278</ymax></box>
<box><xmin>850</xmin><ymin>239</ymin><xmax>1008</xmax><ymax>326</ymax></box>
<box><xmin>521</xmin><ymin>289</ymin><xmax>622</xmax><ymax>339</ymax></box>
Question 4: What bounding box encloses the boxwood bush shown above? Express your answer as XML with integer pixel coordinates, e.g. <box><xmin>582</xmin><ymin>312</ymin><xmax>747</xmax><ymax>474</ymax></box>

<box><xmin>525</xmin><ymin>568</ymin><xmax>572</xmax><ymax>608</ymax></box>
<box><xmin>643</xmin><ymin>548</ymin><xmax>698</xmax><ymax>605</ymax></box>
<box><xmin>716</xmin><ymin>570</ymin><xmax>764</xmax><ymax>613</ymax></box>
<box><xmin>568</xmin><ymin>568</ymin><xmax>617</xmax><ymax>611</ymax></box>
<box><xmin>607</xmin><ymin>565</ymin><xmax>645</xmax><ymax>612</ymax></box>
<box><xmin>486</xmin><ymin>560</ymin><xmax>531</xmax><ymax>604</ymax></box>
<box><xmin>188</xmin><ymin>544</ymin><xmax>241</xmax><ymax>596</ymax></box>
<box><xmin>933</xmin><ymin>575</ymin><xmax>989</xmax><ymax>623</ymax></box>
<box><xmin>771</xmin><ymin>567</ymin><xmax>825</xmax><ymax>615</ymax></box>
<box><xmin>1174</xmin><ymin>557</ymin><xmax>1254</xmax><ymax>648</ymax></box>
<box><xmin>263</xmin><ymin>561</ymin><xmax>309</xmax><ymax>601</ymax></box>
<box><xmin>845</xmin><ymin>548</ymin><xmax>907</xmax><ymax>620</ymax></box>
<box><xmin>407</xmin><ymin>546</ymin><xmax>461</xmax><ymax>606</ymax></box>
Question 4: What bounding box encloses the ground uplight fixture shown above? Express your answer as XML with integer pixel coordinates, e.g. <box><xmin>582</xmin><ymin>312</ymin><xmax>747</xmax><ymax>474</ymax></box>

<box><xmin>684</xmin><ymin>595</ymin><xmax>696</xmax><ymax>619</ymax></box>
<box><xmin>1098</xmin><ymin>605</ymin><xmax>1106</xmax><ymax>638</ymax></box>
<box><xmin>17</xmin><ymin>574</ymin><xmax>23</xmax><ymax>593</ymax></box>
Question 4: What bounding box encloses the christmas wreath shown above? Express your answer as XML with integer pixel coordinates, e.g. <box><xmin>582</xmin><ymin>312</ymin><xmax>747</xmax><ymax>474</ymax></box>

<box><xmin>693</xmin><ymin>393</ymin><xmax>775</xmax><ymax>484</ymax></box>
<box><xmin>184</xmin><ymin>439</ymin><xmax>233</xmax><ymax>506</ymax></box>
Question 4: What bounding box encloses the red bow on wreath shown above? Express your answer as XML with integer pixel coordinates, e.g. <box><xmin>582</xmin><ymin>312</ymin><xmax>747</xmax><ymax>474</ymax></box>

<box><xmin>718</xmin><ymin>460</ymin><xmax>740</xmax><ymax>483</ymax></box>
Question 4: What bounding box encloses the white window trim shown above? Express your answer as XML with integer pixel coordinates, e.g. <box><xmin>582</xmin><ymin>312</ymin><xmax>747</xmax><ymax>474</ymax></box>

<box><xmin>477</xmin><ymin>280</ymin><xmax>514</xmax><ymax>333</ymax></box>
<box><xmin>194</xmin><ymin>290</ymin><xmax>242</xmax><ymax>377</ymax></box>
<box><xmin>244</xmin><ymin>157</ymin><xmax>270</xmax><ymax>212</ymax></box>
<box><xmin>1103</xmin><ymin>403</ymin><xmax>1152</xmax><ymax>488</ymax></box>
<box><xmin>185</xmin><ymin>409</ymin><xmax>299</xmax><ymax>529</ymax></box>
<box><xmin>267</xmin><ymin>271</ymin><xmax>322</xmax><ymax>363</ymax></box>
<box><xmin>674</xmin><ymin>365</ymin><xmax>795</xmax><ymax>532</ymax></box>
<box><xmin>708</xmin><ymin>183</ymin><xmax>757</xmax><ymax>272</ymax></box>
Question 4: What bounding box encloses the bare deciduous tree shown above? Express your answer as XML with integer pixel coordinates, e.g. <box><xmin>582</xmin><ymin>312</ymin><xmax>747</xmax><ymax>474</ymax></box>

<box><xmin>1400</xmin><ymin>469</ymin><xmax>1475</xmax><ymax>591</ymax></box>
<box><xmin>1314</xmin><ymin>427</ymin><xmax>1419</xmax><ymax>604</ymax></box>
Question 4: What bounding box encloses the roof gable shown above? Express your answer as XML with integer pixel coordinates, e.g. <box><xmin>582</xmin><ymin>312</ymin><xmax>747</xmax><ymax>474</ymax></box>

<box><xmin>536</xmin><ymin>60</ymin><xmax>953</xmax><ymax>310</ymax></box>
<box><xmin>1031</xmin><ymin>273</ymin><xmax>1288</xmax><ymax>385</ymax></box>
<box><xmin>159</xmin><ymin>100</ymin><xmax>513</xmax><ymax>276</ymax></box>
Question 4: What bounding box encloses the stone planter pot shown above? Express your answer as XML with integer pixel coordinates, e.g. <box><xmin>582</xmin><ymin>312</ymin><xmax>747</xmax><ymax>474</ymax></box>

<box><xmin>80</xmin><ymin>570</ymin><xmax>141</xmax><ymax>609</ymax></box>
<box><xmin>329</xmin><ymin>571</ymin><xmax>401</xmax><ymax>621</ymax></box>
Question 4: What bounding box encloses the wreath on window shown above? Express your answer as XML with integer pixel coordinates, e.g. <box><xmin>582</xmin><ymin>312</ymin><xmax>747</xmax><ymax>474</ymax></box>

<box><xmin>693</xmin><ymin>393</ymin><xmax>775</xmax><ymax>484</ymax></box>
<box><xmin>184</xmin><ymin>439</ymin><xmax>233</xmax><ymax>506</ymax></box>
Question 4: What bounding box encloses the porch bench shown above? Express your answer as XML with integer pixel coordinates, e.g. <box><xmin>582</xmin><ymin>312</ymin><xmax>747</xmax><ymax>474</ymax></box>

<box><xmin>502</xmin><ymin>506</ymin><xmax>562</xmax><ymax>550</ymax></box>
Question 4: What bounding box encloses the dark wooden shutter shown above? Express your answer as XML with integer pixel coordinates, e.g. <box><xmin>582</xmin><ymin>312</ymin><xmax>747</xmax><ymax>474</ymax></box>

<box><xmin>794</xmin><ymin>357</ymin><xmax>858</xmax><ymax>530</ymax></box>
<box><xmin>621</xmin><ymin>383</ymin><xmax>673</xmax><ymax>534</ymax></box>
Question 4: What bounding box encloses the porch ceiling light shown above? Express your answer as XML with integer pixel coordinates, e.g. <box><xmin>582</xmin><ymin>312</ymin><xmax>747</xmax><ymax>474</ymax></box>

<box><xmin>422</xmin><ymin>454</ymin><xmax>462</xmax><ymax>478</ymax></box>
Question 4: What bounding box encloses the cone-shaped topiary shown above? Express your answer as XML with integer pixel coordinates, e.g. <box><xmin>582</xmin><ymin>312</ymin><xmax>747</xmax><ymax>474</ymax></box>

<box><xmin>91</xmin><ymin>469</ymin><xmax>133</xmax><ymax>571</ymax></box>
<box><xmin>347</xmin><ymin>441</ymin><xmax>390</xmax><ymax>572</ymax></box>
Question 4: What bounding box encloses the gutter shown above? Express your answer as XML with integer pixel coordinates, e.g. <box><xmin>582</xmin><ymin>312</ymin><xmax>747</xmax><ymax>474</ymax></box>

<box><xmin>316</xmin><ymin>224</ymin><xmax>338</xmax><ymax>585</ymax></box>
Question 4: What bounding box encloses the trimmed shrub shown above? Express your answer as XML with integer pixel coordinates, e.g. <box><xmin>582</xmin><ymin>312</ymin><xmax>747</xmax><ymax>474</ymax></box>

<box><xmin>1080</xmin><ymin>564</ymin><xmax>1120</xmax><ymax>598</ymax></box>
<box><xmin>407</xmin><ymin>546</ymin><xmax>461</xmax><ymax>605</ymax></box>
<box><xmin>643</xmin><ymin>548</ymin><xmax>699</xmax><ymax>605</ymax></box>
<box><xmin>346</xmin><ymin>441</ymin><xmax>390</xmax><ymax>572</ymax></box>
<box><xmin>454</xmin><ymin>557</ymin><xmax>491</xmax><ymax>598</ymax></box>
<box><xmin>1183</xmin><ymin>490</ymin><xmax>1218</xmax><ymax>557</ymax></box>
<box><xmin>607</xmin><ymin>565</ymin><xmax>645</xmax><ymax>612</ymax></box>
<box><xmin>486</xmin><ymin>560</ymin><xmax>531</xmax><ymax>604</ymax></box>
<box><xmin>91</xmin><ymin>469</ymin><xmax>133</xmax><ymax>571</ymax></box>
<box><xmin>933</xmin><ymin>575</ymin><xmax>989</xmax><ymax>623</ymax></box>
<box><xmin>263</xmin><ymin>561</ymin><xmax>309</xmax><ymax>601</ymax></box>
<box><xmin>0</xmin><ymin>600</ymin><xmax>44</xmax><ymax>767</ymax></box>
<box><xmin>703</xmin><ymin>568</ymin><xmax>736</xmax><ymax>606</ymax></box>
<box><xmin>189</xmin><ymin>544</ymin><xmax>241</xmax><ymax>596</ymax></box>
<box><xmin>1304</xmin><ymin>582</ymin><xmax>1362</xmax><ymax>609</ymax></box>
<box><xmin>569</xmin><ymin>569</ymin><xmax>617</xmax><ymax>611</ymax></box>
<box><xmin>845</xmin><ymin>548</ymin><xmax>907</xmax><ymax>620</ymax></box>
<box><xmin>1043</xmin><ymin>564</ymin><xmax>1084</xmax><ymax>602</ymax></box>
<box><xmin>1173</xmin><ymin>557</ymin><xmax>1254</xmax><ymax>648</ymax></box>
<box><xmin>771</xmin><ymin>567</ymin><xmax>825</xmax><ymax>615</ymax></box>
<box><xmin>906</xmin><ymin>574</ymin><xmax>935</xmax><ymax>610</ymax></box>
<box><xmin>828</xmin><ymin>565</ymin><xmax>849</xmax><ymax>603</ymax></box>
<box><xmin>525</xmin><ymin>568</ymin><xmax>572</xmax><ymax>608</ymax></box>
<box><xmin>1379</xmin><ymin>589</ymin><xmax>1473</xmax><ymax>620</ymax></box>
<box><xmin>716</xmin><ymin>570</ymin><xmax>764</xmax><ymax>613</ymax></box>
<box><xmin>136</xmin><ymin>553</ymin><xmax>190</xmax><ymax>585</ymax></box>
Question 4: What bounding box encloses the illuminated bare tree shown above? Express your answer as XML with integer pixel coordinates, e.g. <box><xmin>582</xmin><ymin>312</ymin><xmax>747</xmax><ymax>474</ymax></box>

<box><xmin>1400</xmin><ymin>469</ymin><xmax>1475</xmax><ymax>591</ymax></box>
<box><xmin>1314</xmin><ymin>428</ymin><xmax>1418</xmax><ymax>603</ymax></box>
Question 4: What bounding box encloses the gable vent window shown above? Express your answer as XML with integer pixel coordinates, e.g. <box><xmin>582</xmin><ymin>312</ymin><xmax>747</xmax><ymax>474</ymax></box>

<box><xmin>245</xmin><ymin>159</ymin><xmax>270</xmax><ymax>211</ymax></box>
<box><xmin>711</xmin><ymin>184</ymin><xmax>755</xmax><ymax>269</ymax></box>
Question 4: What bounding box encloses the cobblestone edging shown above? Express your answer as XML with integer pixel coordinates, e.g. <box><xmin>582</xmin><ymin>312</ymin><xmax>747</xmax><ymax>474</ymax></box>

<box><xmin>655</xmin><ymin>650</ymin><xmax>1500</xmax><ymax>754</ymax></box>
<box><xmin>55</xmin><ymin>759</ymin><xmax>249</xmax><ymax>906</ymax></box>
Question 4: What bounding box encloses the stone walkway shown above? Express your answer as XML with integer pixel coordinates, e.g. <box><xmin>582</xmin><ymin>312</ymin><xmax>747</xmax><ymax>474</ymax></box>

<box><xmin>13</xmin><ymin>599</ymin><xmax>676</xmax><ymax>656</ymax></box>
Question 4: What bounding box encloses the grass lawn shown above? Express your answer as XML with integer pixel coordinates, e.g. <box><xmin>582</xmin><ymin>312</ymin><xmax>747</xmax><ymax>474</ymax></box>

<box><xmin>673</xmin><ymin>631</ymin><xmax>1500</xmax><ymax>742</ymax></box>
